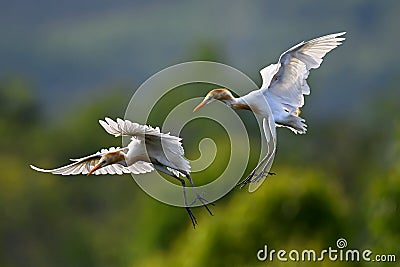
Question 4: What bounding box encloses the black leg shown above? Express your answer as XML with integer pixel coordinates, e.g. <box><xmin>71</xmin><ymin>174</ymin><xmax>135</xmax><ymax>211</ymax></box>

<box><xmin>185</xmin><ymin>206</ymin><xmax>197</xmax><ymax>228</ymax></box>
<box><xmin>238</xmin><ymin>170</ymin><xmax>276</xmax><ymax>188</ymax></box>
<box><xmin>185</xmin><ymin>174</ymin><xmax>214</xmax><ymax>216</ymax></box>
<box><xmin>151</xmin><ymin>163</ymin><xmax>198</xmax><ymax>228</ymax></box>
<box><xmin>237</xmin><ymin>169</ymin><xmax>257</xmax><ymax>187</ymax></box>
<box><xmin>173</xmin><ymin>175</ymin><xmax>198</xmax><ymax>229</ymax></box>
<box><xmin>237</xmin><ymin>150</ymin><xmax>276</xmax><ymax>188</ymax></box>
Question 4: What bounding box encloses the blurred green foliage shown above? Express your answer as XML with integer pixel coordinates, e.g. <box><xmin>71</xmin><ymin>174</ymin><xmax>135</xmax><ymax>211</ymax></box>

<box><xmin>0</xmin><ymin>70</ymin><xmax>399</xmax><ymax>267</ymax></box>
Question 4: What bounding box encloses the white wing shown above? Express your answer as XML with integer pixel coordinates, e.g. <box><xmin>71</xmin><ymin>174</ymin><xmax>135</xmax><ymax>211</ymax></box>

<box><xmin>99</xmin><ymin>117</ymin><xmax>181</xmax><ymax>142</ymax></box>
<box><xmin>260</xmin><ymin>32</ymin><xmax>345</xmax><ymax>111</ymax></box>
<box><xmin>99</xmin><ymin>118</ymin><xmax>190</xmax><ymax>174</ymax></box>
<box><xmin>30</xmin><ymin>147</ymin><xmax>154</xmax><ymax>175</ymax></box>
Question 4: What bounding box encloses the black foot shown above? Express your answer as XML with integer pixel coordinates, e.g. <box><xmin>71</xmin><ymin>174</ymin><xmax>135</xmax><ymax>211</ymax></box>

<box><xmin>237</xmin><ymin>171</ymin><xmax>276</xmax><ymax>188</ymax></box>
<box><xmin>237</xmin><ymin>170</ymin><xmax>256</xmax><ymax>187</ymax></box>
<box><xmin>186</xmin><ymin>207</ymin><xmax>198</xmax><ymax>229</ymax></box>
<box><xmin>185</xmin><ymin>174</ymin><xmax>214</xmax><ymax>216</ymax></box>
<box><xmin>189</xmin><ymin>191</ymin><xmax>214</xmax><ymax>216</ymax></box>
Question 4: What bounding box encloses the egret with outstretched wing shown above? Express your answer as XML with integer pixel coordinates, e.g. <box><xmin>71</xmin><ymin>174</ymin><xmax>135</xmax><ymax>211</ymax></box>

<box><xmin>194</xmin><ymin>32</ymin><xmax>346</xmax><ymax>189</ymax></box>
<box><xmin>31</xmin><ymin>117</ymin><xmax>213</xmax><ymax>228</ymax></box>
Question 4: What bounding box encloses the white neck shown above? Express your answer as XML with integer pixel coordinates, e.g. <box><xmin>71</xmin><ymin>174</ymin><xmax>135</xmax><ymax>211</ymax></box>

<box><xmin>240</xmin><ymin>90</ymin><xmax>271</xmax><ymax>117</ymax></box>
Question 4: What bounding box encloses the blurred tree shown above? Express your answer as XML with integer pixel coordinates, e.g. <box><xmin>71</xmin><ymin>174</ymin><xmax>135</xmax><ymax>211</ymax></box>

<box><xmin>0</xmin><ymin>77</ymin><xmax>39</xmax><ymax>126</ymax></box>
<box><xmin>137</xmin><ymin>168</ymin><xmax>351</xmax><ymax>267</ymax></box>
<box><xmin>364</xmin><ymin>123</ymin><xmax>400</xmax><ymax>263</ymax></box>
<box><xmin>0</xmin><ymin>77</ymin><xmax>40</xmax><ymax>155</ymax></box>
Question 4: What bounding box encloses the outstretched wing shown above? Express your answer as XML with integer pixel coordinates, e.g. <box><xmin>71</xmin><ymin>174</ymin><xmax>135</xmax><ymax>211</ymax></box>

<box><xmin>99</xmin><ymin>117</ymin><xmax>181</xmax><ymax>142</ymax></box>
<box><xmin>260</xmin><ymin>32</ymin><xmax>346</xmax><ymax>111</ymax></box>
<box><xmin>99</xmin><ymin>118</ymin><xmax>190</xmax><ymax>174</ymax></box>
<box><xmin>30</xmin><ymin>147</ymin><xmax>154</xmax><ymax>175</ymax></box>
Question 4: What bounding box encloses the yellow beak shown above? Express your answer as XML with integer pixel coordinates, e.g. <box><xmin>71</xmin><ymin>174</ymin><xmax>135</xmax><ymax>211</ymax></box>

<box><xmin>87</xmin><ymin>162</ymin><xmax>104</xmax><ymax>176</ymax></box>
<box><xmin>193</xmin><ymin>100</ymin><xmax>207</xmax><ymax>112</ymax></box>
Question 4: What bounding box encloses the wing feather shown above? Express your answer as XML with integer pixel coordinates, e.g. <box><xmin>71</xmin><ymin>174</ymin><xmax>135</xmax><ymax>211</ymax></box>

<box><xmin>100</xmin><ymin>118</ymin><xmax>190</xmax><ymax>174</ymax></box>
<box><xmin>260</xmin><ymin>32</ymin><xmax>345</xmax><ymax>110</ymax></box>
<box><xmin>32</xmin><ymin>118</ymin><xmax>187</xmax><ymax>176</ymax></box>
<box><xmin>31</xmin><ymin>148</ymin><xmax>154</xmax><ymax>176</ymax></box>
<box><xmin>99</xmin><ymin>117</ymin><xmax>181</xmax><ymax>142</ymax></box>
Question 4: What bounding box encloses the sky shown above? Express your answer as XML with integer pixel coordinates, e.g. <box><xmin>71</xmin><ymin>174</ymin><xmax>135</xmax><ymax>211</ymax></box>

<box><xmin>1</xmin><ymin>0</ymin><xmax>399</xmax><ymax>120</ymax></box>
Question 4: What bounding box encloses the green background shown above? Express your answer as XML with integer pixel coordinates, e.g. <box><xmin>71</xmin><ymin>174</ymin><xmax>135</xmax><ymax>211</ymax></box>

<box><xmin>1</xmin><ymin>1</ymin><xmax>399</xmax><ymax>266</ymax></box>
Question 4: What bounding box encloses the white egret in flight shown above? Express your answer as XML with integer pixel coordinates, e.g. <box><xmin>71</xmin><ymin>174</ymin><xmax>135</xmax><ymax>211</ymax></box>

<box><xmin>194</xmin><ymin>32</ymin><xmax>346</xmax><ymax>188</ymax></box>
<box><xmin>31</xmin><ymin>117</ymin><xmax>213</xmax><ymax>228</ymax></box>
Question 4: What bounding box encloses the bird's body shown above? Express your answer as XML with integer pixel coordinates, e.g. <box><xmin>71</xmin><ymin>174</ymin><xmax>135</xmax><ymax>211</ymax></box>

<box><xmin>194</xmin><ymin>32</ymin><xmax>346</xmax><ymax>186</ymax></box>
<box><xmin>125</xmin><ymin>140</ymin><xmax>148</xmax><ymax>166</ymax></box>
<box><xmin>31</xmin><ymin>117</ymin><xmax>212</xmax><ymax>227</ymax></box>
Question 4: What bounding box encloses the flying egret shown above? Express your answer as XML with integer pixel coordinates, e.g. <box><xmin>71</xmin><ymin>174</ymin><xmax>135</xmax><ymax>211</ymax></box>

<box><xmin>194</xmin><ymin>32</ymin><xmax>346</xmax><ymax>188</ymax></box>
<box><xmin>31</xmin><ymin>117</ymin><xmax>213</xmax><ymax>228</ymax></box>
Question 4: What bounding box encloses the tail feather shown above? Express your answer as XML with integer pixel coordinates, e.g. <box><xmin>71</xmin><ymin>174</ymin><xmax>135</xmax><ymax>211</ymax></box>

<box><xmin>276</xmin><ymin>115</ymin><xmax>307</xmax><ymax>134</ymax></box>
